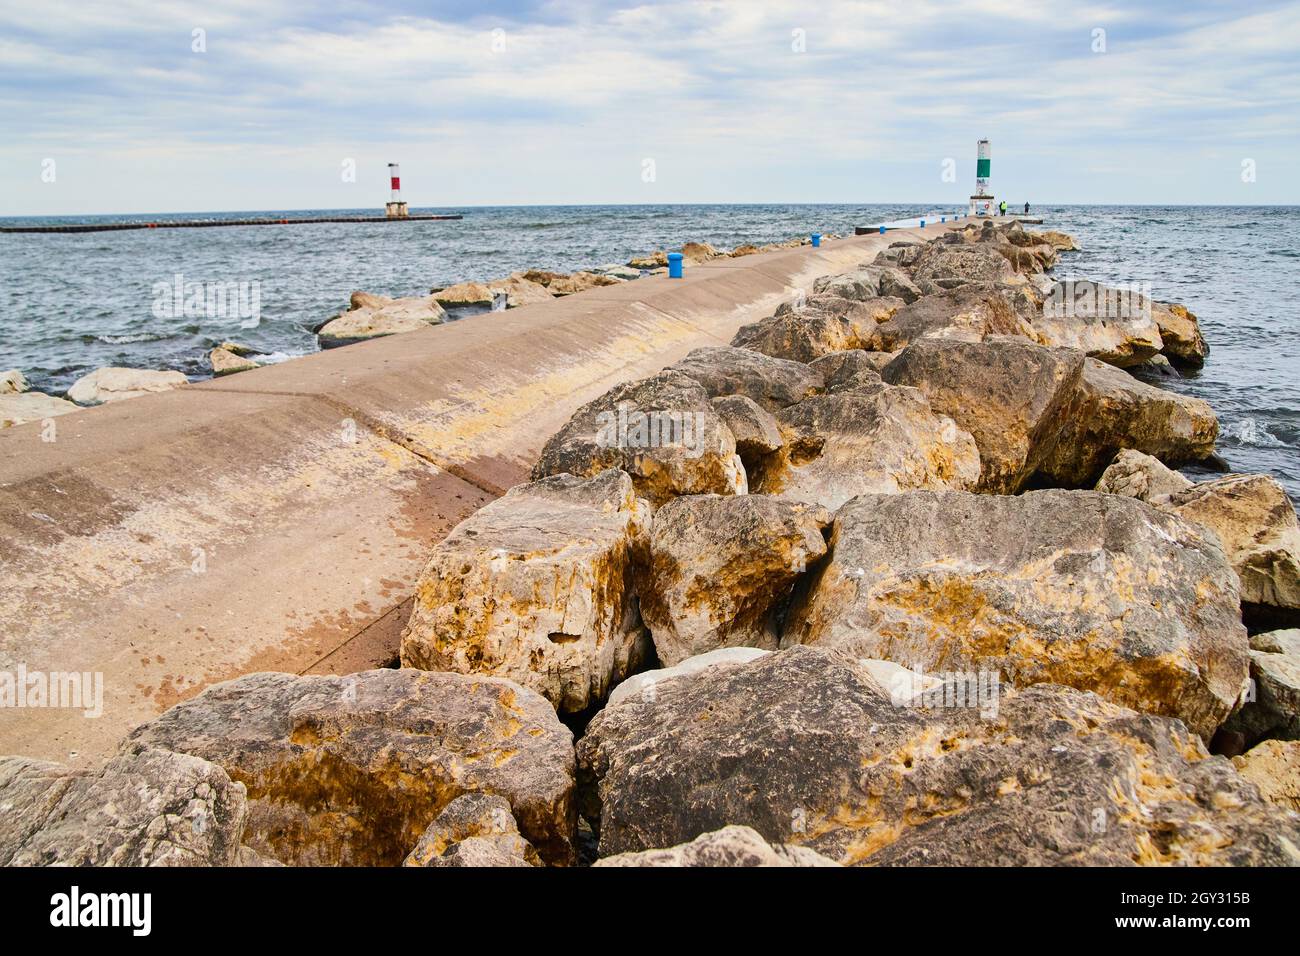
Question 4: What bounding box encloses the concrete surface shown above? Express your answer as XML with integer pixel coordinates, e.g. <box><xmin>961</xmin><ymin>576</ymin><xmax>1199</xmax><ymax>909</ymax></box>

<box><xmin>0</xmin><ymin>222</ymin><xmax>962</xmax><ymax>763</ymax></box>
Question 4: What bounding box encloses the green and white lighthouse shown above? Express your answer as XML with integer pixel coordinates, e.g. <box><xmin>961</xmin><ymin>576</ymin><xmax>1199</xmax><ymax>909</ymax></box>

<box><xmin>969</xmin><ymin>138</ymin><xmax>994</xmax><ymax>216</ymax></box>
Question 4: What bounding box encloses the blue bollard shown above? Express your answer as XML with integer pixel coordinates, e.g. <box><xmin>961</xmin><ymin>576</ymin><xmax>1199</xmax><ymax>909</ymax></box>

<box><xmin>667</xmin><ymin>252</ymin><xmax>684</xmax><ymax>279</ymax></box>
<box><xmin>811</xmin><ymin>233</ymin><xmax>821</xmax><ymax>247</ymax></box>
<box><xmin>920</xmin><ymin>219</ymin><xmax>926</xmax><ymax>228</ymax></box>
<box><xmin>941</xmin><ymin>216</ymin><xmax>946</xmax><ymax>223</ymax></box>
<box><xmin>879</xmin><ymin>225</ymin><xmax>886</xmax><ymax>235</ymax></box>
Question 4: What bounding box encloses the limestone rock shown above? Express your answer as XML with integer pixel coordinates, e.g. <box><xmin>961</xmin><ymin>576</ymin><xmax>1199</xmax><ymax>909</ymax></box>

<box><xmin>709</xmin><ymin>395</ymin><xmax>783</xmax><ymax>469</ymax></box>
<box><xmin>753</xmin><ymin>388</ymin><xmax>981</xmax><ymax>510</ymax></box>
<box><xmin>909</xmin><ymin>242</ymin><xmax>1016</xmax><ymax>289</ymax></box>
<box><xmin>531</xmin><ymin>371</ymin><xmax>746</xmax><ymax>506</ymax></box>
<box><xmin>209</xmin><ymin>347</ymin><xmax>258</xmax><ymax>376</ymax></box>
<box><xmin>812</xmin><ymin>272</ymin><xmax>878</xmax><ymax>301</ymax></box>
<box><xmin>317</xmin><ymin>292</ymin><xmax>447</xmax><ymax>346</ymax></box>
<box><xmin>125</xmin><ymin>668</ymin><xmax>576</xmax><ymax>866</ymax></box>
<box><xmin>547</xmin><ymin>271</ymin><xmax>621</xmax><ymax>295</ymax></box>
<box><xmin>607</xmin><ymin>647</ymin><xmax>771</xmax><ymax>709</ymax></box>
<box><xmin>1095</xmin><ymin>448</ymin><xmax>1194</xmax><ymax>501</ymax></box>
<box><xmin>669</xmin><ymin>345</ymin><xmax>823</xmax><ymax>412</ymax></box>
<box><xmin>594</xmin><ymin>825</ymin><xmax>840</xmax><ymax>867</ymax></box>
<box><xmin>1033</xmin><ymin>281</ymin><xmax>1165</xmax><ymax>367</ymax></box>
<box><xmin>1039</xmin><ymin>230</ymin><xmax>1079</xmax><ymax>251</ymax></box>
<box><xmin>0</xmin><ymin>746</ymin><xmax>249</xmax><ymax>866</ymax></box>
<box><xmin>1162</xmin><ymin>475</ymin><xmax>1300</xmax><ymax>628</ymax></box>
<box><xmin>594</xmin><ymin>264</ymin><xmax>642</xmax><ymax>281</ymax></box>
<box><xmin>729</xmin><ymin>244</ymin><xmax>760</xmax><ymax>258</ymax></box>
<box><xmin>1233</xmin><ymin>740</ymin><xmax>1300</xmax><ymax>812</ymax></box>
<box><xmin>731</xmin><ymin>298</ymin><xmax>903</xmax><ymax>363</ymax></box>
<box><xmin>881</xmin><ymin>337</ymin><xmax>1085</xmax><ymax>494</ymax></box>
<box><xmin>680</xmin><ymin>241</ymin><xmax>721</xmax><ymax>263</ymax></box>
<box><xmin>1152</xmin><ymin>300</ymin><xmax>1209</xmax><ymax>367</ymax></box>
<box><xmin>0</xmin><ymin>369</ymin><xmax>28</xmax><ymax>394</ymax></box>
<box><xmin>66</xmin><ymin>367</ymin><xmax>189</xmax><ymax>404</ymax></box>
<box><xmin>401</xmin><ymin>469</ymin><xmax>651</xmax><ymax>714</ymax></box>
<box><xmin>432</xmin><ymin>281</ymin><xmax>496</xmax><ymax>307</ymax></box>
<box><xmin>577</xmin><ymin>646</ymin><xmax>1296</xmax><ymax>865</ymax></box>
<box><xmin>867</xmin><ymin>284</ymin><xmax>1029</xmax><ymax>352</ymax></box>
<box><xmin>0</xmin><ymin>392</ymin><xmax>79</xmax><ymax>428</ymax></box>
<box><xmin>640</xmin><ymin>494</ymin><xmax>830</xmax><ymax>666</ymax></box>
<box><xmin>488</xmin><ymin>275</ymin><xmax>555</xmax><ymax>308</ymax></box>
<box><xmin>1036</xmin><ymin>358</ymin><xmax>1219</xmax><ymax>487</ymax></box>
<box><xmin>402</xmin><ymin>793</ymin><xmax>539</xmax><ymax>867</ymax></box>
<box><xmin>628</xmin><ymin>251</ymin><xmax>668</xmax><ymax>269</ymax></box>
<box><xmin>783</xmin><ymin>490</ymin><xmax>1250</xmax><ymax>740</ymax></box>
<box><xmin>807</xmin><ymin>350</ymin><xmax>883</xmax><ymax>393</ymax></box>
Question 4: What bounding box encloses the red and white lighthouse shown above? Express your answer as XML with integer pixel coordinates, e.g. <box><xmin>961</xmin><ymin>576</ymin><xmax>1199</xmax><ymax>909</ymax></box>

<box><xmin>385</xmin><ymin>163</ymin><xmax>409</xmax><ymax>218</ymax></box>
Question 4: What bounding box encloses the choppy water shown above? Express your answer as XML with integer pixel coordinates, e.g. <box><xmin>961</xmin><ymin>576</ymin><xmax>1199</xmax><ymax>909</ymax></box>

<box><xmin>1</xmin><ymin>204</ymin><xmax>1296</xmax><ymax>499</ymax></box>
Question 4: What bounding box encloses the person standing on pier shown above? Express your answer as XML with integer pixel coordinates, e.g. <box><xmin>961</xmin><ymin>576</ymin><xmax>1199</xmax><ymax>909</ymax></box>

<box><xmin>1024</xmin><ymin>201</ymin><xmax>1030</xmax><ymax>214</ymax></box>
<box><xmin>999</xmin><ymin>200</ymin><xmax>1007</xmax><ymax>216</ymax></box>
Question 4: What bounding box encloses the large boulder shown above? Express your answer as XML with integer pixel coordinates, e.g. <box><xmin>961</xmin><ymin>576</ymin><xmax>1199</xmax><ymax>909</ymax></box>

<box><xmin>317</xmin><ymin>292</ymin><xmax>447</xmax><ymax>346</ymax></box>
<box><xmin>808</xmin><ymin>350</ymin><xmax>884</xmax><ymax>393</ymax></box>
<box><xmin>1161</xmin><ymin>475</ymin><xmax>1300</xmax><ymax>628</ymax></box>
<box><xmin>909</xmin><ymin>243</ymin><xmax>1016</xmax><ymax>289</ymax></box>
<box><xmin>402</xmin><ymin>793</ymin><xmax>539</xmax><ymax>867</ymax></box>
<box><xmin>593</xmin><ymin>825</ymin><xmax>840</xmax><ymax>867</ymax></box>
<box><xmin>0</xmin><ymin>392</ymin><xmax>79</xmax><ymax>428</ymax></box>
<box><xmin>1095</xmin><ymin>448</ymin><xmax>1194</xmax><ymax>501</ymax></box>
<box><xmin>1152</xmin><ymin>301</ymin><xmax>1209</xmax><ymax>367</ymax></box>
<box><xmin>881</xmin><ymin>337</ymin><xmax>1085</xmax><ymax>494</ymax></box>
<box><xmin>531</xmin><ymin>371</ymin><xmax>746</xmax><ymax>506</ymax></box>
<box><xmin>66</xmin><ymin>367</ymin><xmax>188</xmax><ymax>404</ymax></box>
<box><xmin>0</xmin><ymin>746</ymin><xmax>249</xmax><ymax>866</ymax></box>
<box><xmin>640</xmin><ymin>495</ymin><xmax>829</xmax><ymax>666</ymax></box>
<box><xmin>401</xmin><ymin>469</ymin><xmax>651</xmax><ymax>713</ymax></box>
<box><xmin>730</xmin><ymin>298</ymin><xmax>902</xmax><ymax>363</ymax></box>
<box><xmin>866</xmin><ymin>284</ymin><xmax>1029</xmax><ymax>352</ymax></box>
<box><xmin>812</xmin><ymin>271</ymin><xmax>878</xmax><ymax>301</ymax></box>
<box><xmin>783</xmin><ymin>490</ymin><xmax>1250</xmax><ymax>740</ymax></box>
<box><xmin>669</xmin><ymin>346</ymin><xmax>823</xmax><ymax>412</ymax></box>
<box><xmin>125</xmin><ymin>668</ymin><xmax>576</xmax><ymax>866</ymax></box>
<box><xmin>752</xmin><ymin>388</ymin><xmax>981</xmax><ymax>510</ymax></box>
<box><xmin>1033</xmin><ymin>280</ymin><xmax>1165</xmax><ymax>367</ymax></box>
<box><xmin>577</xmin><ymin>646</ymin><xmax>1298</xmax><ymax>865</ymax></box>
<box><xmin>1038</xmin><ymin>230</ymin><xmax>1079</xmax><ymax>252</ymax></box>
<box><xmin>1036</xmin><ymin>358</ymin><xmax>1218</xmax><ymax>487</ymax></box>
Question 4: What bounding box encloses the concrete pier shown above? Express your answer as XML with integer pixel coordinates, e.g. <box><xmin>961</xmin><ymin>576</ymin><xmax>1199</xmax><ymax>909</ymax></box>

<box><xmin>0</xmin><ymin>221</ymin><xmax>964</xmax><ymax>763</ymax></box>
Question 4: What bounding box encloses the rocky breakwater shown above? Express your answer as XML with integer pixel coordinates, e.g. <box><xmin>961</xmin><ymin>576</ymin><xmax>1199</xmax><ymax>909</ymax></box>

<box><xmin>6</xmin><ymin>218</ymin><xmax>1298</xmax><ymax>868</ymax></box>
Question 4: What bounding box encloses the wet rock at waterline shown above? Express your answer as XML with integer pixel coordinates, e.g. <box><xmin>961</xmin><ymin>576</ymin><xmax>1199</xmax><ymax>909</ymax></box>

<box><xmin>66</xmin><ymin>367</ymin><xmax>189</xmax><ymax>404</ymax></box>
<box><xmin>125</xmin><ymin>669</ymin><xmax>577</xmax><ymax>866</ymax></box>
<box><xmin>640</xmin><ymin>494</ymin><xmax>830</xmax><ymax>666</ymax></box>
<box><xmin>317</xmin><ymin>292</ymin><xmax>447</xmax><ymax>347</ymax></box>
<box><xmin>401</xmin><ymin>469</ymin><xmax>651</xmax><ymax>714</ymax></box>
<box><xmin>431</xmin><ymin>281</ymin><xmax>496</xmax><ymax>307</ymax></box>
<box><xmin>577</xmin><ymin>646</ymin><xmax>1297</xmax><ymax>865</ymax></box>
<box><xmin>209</xmin><ymin>346</ymin><xmax>259</xmax><ymax>376</ymax></box>
<box><xmin>1036</xmin><ymin>358</ymin><xmax>1218</xmax><ymax>487</ymax></box>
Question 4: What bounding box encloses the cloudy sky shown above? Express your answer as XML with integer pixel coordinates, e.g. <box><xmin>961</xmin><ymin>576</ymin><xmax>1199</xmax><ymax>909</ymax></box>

<box><xmin>2</xmin><ymin>0</ymin><xmax>1297</xmax><ymax>214</ymax></box>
